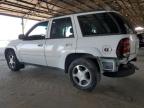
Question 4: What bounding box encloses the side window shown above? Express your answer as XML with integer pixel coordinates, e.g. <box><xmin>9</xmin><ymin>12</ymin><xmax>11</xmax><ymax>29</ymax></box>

<box><xmin>78</xmin><ymin>14</ymin><xmax>106</xmax><ymax>36</ymax></box>
<box><xmin>27</xmin><ymin>21</ymin><xmax>48</xmax><ymax>40</ymax></box>
<box><xmin>110</xmin><ymin>12</ymin><xmax>134</xmax><ymax>34</ymax></box>
<box><xmin>77</xmin><ymin>13</ymin><xmax>119</xmax><ymax>36</ymax></box>
<box><xmin>50</xmin><ymin>17</ymin><xmax>74</xmax><ymax>39</ymax></box>
<box><xmin>96</xmin><ymin>13</ymin><xmax>119</xmax><ymax>34</ymax></box>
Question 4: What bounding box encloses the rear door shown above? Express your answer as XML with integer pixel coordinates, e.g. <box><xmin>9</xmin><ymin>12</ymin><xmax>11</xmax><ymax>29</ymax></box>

<box><xmin>45</xmin><ymin>16</ymin><xmax>77</xmax><ymax>68</ymax></box>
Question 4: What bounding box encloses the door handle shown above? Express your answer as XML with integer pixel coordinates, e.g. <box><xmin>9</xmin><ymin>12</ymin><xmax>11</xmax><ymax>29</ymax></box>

<box><xmin>37</xmin><ymin>44</ymin><xmax>43</xmax><ymax>47</ymax></box>
<box><xmin>65</xmin><ymin>43</ymin><xmax>72</xmax><ymax>47</ymax></box>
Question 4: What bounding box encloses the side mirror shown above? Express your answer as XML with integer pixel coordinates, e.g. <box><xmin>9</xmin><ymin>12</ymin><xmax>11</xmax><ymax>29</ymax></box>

<box><xmin>18</xmin><ymin>34</ymin><xmax>25</xmax><ymax>40</ymax></box>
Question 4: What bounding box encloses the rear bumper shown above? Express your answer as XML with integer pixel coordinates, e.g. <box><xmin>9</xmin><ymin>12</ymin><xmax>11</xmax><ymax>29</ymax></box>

<box><xmin>128</xmin><ymin>53</ymin><xmax>137</xmax><ymax>61</ymax></box>
<box><xmin>101</xmin><ymin>58</ymin><xmax>118</xmax><ymax>72</ymax></box>
<box><xmin>101</xmin><ymin>57</ymin><xmax>136</xmax><ymax>73</ymax></box>
<box><xmin>117</xmin><ymin>63</ymin><xmax>136</xmax><ymax>73</ymax></box>
<box><xmin>103</xmin><ymin>63</ymin><xmax>136</xmax><ymax>77</ymax></box>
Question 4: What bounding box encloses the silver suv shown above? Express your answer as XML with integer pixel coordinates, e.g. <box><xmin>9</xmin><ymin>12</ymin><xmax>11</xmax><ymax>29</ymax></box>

<box><xmin>5</xmin><ymin>11</ymin><xmax>139</xmax><ymax>91</ymax></box>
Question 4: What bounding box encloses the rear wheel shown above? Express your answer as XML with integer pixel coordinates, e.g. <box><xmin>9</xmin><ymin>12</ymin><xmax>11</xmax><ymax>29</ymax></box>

<box><xmin>68</xmin><ymin>58</ymin><xmax>100</xmax><ymax>91</ymax></box>
<box><xmin>5</xmin><ymin>50</ymin><xmax>24</xmax><ymax>71</ymax></box>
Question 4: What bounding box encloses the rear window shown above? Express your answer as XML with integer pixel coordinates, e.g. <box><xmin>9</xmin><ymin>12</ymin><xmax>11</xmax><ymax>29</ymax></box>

<box><xmin>77</xmin><ymin>13</ymin><xmax>119</xmax><ymax>36</ymax></box>
<box><xmin>77</xmin><ymin>12</ymin><xmax>134</xmax><ymax>37</ymax></box>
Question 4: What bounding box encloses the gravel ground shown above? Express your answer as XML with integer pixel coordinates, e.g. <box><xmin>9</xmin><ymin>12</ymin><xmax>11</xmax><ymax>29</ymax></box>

<box><xmin>0</xmin><ymin>49</ymin><xmax>144</xmax><ymax>108</ymax></box>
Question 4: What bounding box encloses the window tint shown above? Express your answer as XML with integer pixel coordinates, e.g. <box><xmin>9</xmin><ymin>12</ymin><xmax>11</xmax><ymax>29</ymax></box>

<box><xmin>110</xmin><ymin>12</ymin><xmax>134</xmax><ymax>34</ymax></box>
<box><xmin>50</xmin><ymin>17</ymin><xmax>74</xmax><ymax>39</ymax></box>
<box><xmin>97</xmin><ymin>13</ymin><xmax>119</xmax><ymax>34</ymax></box>
<box><xmin>28</xmin><ymin>21</ymin><xmax>48</xmax><ymax>37</ymax></box>
<box><xmin>78</xmin><ymin>13</ymin><xmax>119</xmax><ymax>36</ymax></box>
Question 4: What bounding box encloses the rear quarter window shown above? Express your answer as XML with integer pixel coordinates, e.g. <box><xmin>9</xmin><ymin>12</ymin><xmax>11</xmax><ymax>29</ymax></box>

<box><xmin>77</xmin><ymin>13</ymin><xmax>120</xmax><ymax>37</ymax></box>
<box><xmin>110</xmin><ymin>12</ymin><xmax>135</xmax><ymax>34</ymax></box>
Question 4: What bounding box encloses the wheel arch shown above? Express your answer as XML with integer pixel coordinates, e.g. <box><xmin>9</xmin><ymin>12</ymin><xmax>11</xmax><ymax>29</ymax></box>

<box><xmin>5</xmin><ymin>48</ymin><xmax>15</xmax><ymax>58</ymax></box>
<box><xmin>4</xmin><ymin>47</ymin><xmax>20</xmax><ymax>60</ymax></box>
<box><xmin>65</xmin><ymin>53</ymin><xmax>102</xmax><ymax>73</ymax></box>
<box><xmin>5</xmin><ymin>47</ymin><xmax>24</xmax><ymax>71</ymax></box>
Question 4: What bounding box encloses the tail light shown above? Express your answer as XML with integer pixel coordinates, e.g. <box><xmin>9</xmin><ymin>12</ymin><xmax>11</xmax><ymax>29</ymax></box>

<box><xmin>116</xmin><ymin>38</ymin><xmax>130</xmax><ymax>59</ymax></box>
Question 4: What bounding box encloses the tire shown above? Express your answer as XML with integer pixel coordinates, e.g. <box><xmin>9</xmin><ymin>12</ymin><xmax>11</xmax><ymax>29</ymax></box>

<box><xmin>5</xmin><ymin>50</ymin><xmax>24</xmax><ymax>71</ymax></box>
<box><xmin>68</xmin><ymin>58</ymin><xmax>101</xmax><ymax>91</ymax></box>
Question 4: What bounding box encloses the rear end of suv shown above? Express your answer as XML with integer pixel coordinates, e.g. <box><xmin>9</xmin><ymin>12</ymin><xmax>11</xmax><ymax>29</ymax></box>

<box><xmin>68</xmin><ymin>11</ymin><xmax>138</xmax><ymax>91</ymax></box>
<box><xmin>75</xmin><ymin>11</ymin><xmax>139</xmax><ymax>73</ymax></box>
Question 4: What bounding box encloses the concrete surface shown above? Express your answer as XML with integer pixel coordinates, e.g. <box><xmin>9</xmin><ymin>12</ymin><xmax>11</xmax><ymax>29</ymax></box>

<box><xmin>0</xmin><ymin>49</ymin><xmax>144</xmax><ymax>108</ymax></box>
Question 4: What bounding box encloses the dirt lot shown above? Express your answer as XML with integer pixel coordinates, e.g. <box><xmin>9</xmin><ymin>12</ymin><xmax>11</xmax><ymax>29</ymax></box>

<box><xmin>0</xmin><ymin>49</ymin><xmax>144</xmax><ymax>108</ymax></box>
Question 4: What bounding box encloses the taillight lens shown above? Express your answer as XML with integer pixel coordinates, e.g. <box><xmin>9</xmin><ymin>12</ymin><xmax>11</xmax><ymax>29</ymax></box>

<box><xmin>116</xmin><ymin>38</ymin><xmax>130</xmax><ymax>59</ymax></box>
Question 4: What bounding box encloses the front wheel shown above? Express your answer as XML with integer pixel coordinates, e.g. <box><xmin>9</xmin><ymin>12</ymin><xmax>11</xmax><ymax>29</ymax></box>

<box><xmin>5</xmin><ymin>50</ymin><xmax>24</xmax><ymax>71</ymax></box>
<box><xmin>68</xmin><ymin>58</ymin><xmax>101</xmax><ymax>91</ymax></box>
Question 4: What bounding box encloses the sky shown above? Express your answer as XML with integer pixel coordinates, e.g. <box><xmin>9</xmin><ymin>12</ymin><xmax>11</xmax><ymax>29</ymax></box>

<box><xmin>0</xmin><ymin>15</ymin><xmax>38</xmax><ymax>48</ymax></box>
<box><xmin>0</xmin><ymin>15</ymin><xmax>38</xmax><ymax>40</ymax></box>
